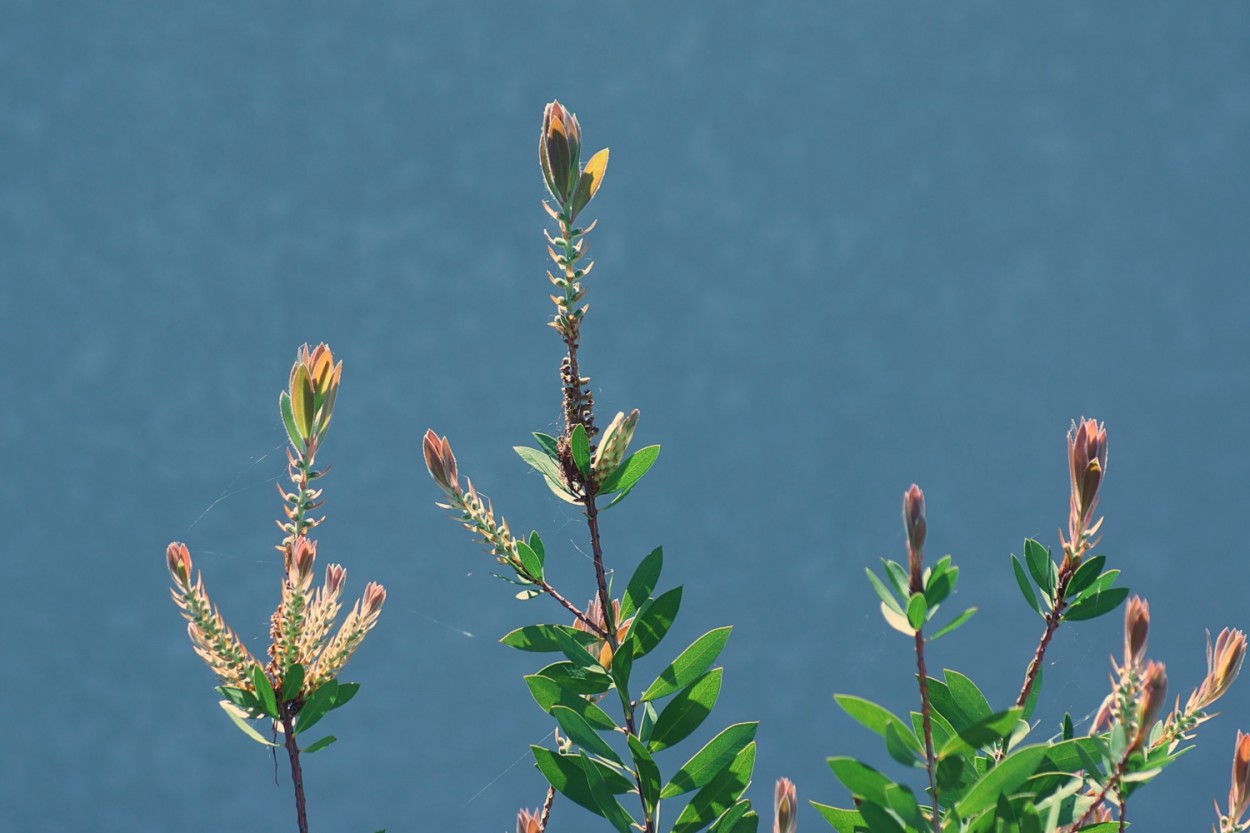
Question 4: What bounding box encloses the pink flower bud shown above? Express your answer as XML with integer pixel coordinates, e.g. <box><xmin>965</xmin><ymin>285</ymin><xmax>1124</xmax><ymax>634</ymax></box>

<box><xmin>362</xmin><ymin>582</ymin><xmax>386</xmax><ymax>617</ymax></box>
<box><xmin>1229</xmin><ymin>730</ymin><xmax>1250</xmax><ymax>824</ymax></box>
<box><xmin>774</xmin><ymin>777</ymin><xmax>797</xmax><ymax>833</ymax></box>
<box><xmin>166</xmin><ymin>542</ymin><xmax>192</xmax><ymax>584</ymax></box>
<box><xmin>902</xmin><ymin>484</ymin><xmax>926</xmax><ymax>591</ymax></box>
<box><xmin>1066</xmin><ymin>418</ymin><xmax>1107</xmax><ymax>551</ymax></box>
<box><xmin>1123</xmin><ymin>595</ymin><xmax>1150</xmax><ymax>670</ymax></box>
<box><xmin>516</xmin><ymin>808</ymin><xmax>542</xmax><ymax>833</ymax></box>
<box><xmin>423</xmin><ymin>429</ymin><xmax>460</xmax><ymax>495</ymax></box>
<box><xmin>1133</xmin><ymin>660</ymin><xmax>1167</xmax><ymax>751</ymax></box>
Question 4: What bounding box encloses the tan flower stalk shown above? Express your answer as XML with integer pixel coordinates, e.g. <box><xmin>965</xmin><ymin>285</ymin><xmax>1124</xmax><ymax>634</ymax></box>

<box><xmin>305</xmin><ymin>582</ymin><xmax>387</xmax><ymax>691</ymax></box>
<box><xmin>1220</xmin><ymin>731</ymin><xmax>1250</xmax><ymax>832</ymax></box>
<box><xmin>269</xmin><ymin>536</ymin><xmax>318</xmax><ymax>678</ymax></box>
<box><xmin>296</xmin><ymin>563</ymin><xmax>346</xmax><ymax>669</ymax></box>
<box><xmin>166</xmin><ymin>542</ymin><xmax>259</xmax><ymax>689</ymax></box>
<box><xmin>1160</xmin><ymin>628</ymin><xmax>1247</xmax><ymax>749</ymax></box>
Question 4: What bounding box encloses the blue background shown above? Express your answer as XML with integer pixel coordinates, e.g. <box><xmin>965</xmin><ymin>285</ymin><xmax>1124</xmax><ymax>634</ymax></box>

<box><xmin>2</xmin><ymin>3</ymin><xmax>1247</xmax><ymax>830</ymax></box>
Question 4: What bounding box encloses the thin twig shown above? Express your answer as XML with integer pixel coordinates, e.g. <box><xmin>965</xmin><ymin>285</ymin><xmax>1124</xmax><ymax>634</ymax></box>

<box><xmin>538</xmin><ymin>784</ymin><xmax>556</xmax><ymax>831</ymax></box>
<box><xmin>915</xmin><ymin>630</ymin><xmax>940</xmax><ymax>831</ymax></box>
<box><xmin>279</xmin><ymin>700</ymin><xmax>310</xmax><ymax>833</ymax></box>
<box><xmin>1016</xmin><ymin>569</ymin><xmax>1073</xmax><ymax>709</ymax></box>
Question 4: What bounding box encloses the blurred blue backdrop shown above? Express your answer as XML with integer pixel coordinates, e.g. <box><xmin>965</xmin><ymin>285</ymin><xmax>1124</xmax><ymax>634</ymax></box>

<box><xmin>2</xmin><ymin>2</ymin><xmax>1247</xmax><ymax>831</ymax></box>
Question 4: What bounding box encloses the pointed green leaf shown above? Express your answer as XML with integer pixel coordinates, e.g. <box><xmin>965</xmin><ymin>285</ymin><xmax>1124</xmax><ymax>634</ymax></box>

<box><xmin>514</xmin><ymin>446</ymin><xmax>570</xmax><ymax>489</ymax></box>
<box><xmin>671</xmin><ymin>742</ymin><xmax>756</xmax><ymax>833</ymax></box>
<box><xmin>301</xmin><ymin>735</ymin><xmax>337</xmax><ymax>754</ymax></box>
<box><xmin>598</xmin><ymin>445</ymin><xmax>660</xmax><ymax>495</ymax></box>
<box><xmin>827</xmin><ymin>758</ymin><xmax>893</xmax><ymax>805</ymax></box>
<box><xmin>532</xmin><ymin>746</ymin><xmax>633</xmax><ymax>814</ymax></box>
<box><xmin>217</xmin><ymin>700</ymin><xmax>278</xmax><ymax>746</ymax></box>
<box><xmin>1011</xmin><ymin>554</ymin><xmax>1044</xmax><ymax>617</ymax></box>
<box><xmin>524</xmin><ymin>674</ymin><xmax>617</xmax><ymax>730</ymax></box>
<box><xmin>649</xmin><ymin>669</ymin><xmax>722</xmax><ymax>752</ymax></box>
<box><xmin>281</xmin><ymin>663</ymin><xmax>305</xmax><ymax>703</ymax></box>
<box><xmin>642</xmin><ymin>626</ymin><xmax>732</xmax><ymax>701</ymax></box>
<box><xmin>552</xmin><ymin>705</ymin><xmax>623</xmax><ymax>766</ymax></box>
<box><xmin>709</xmin><ymin>801</ymin><xmax>751</xmax><ymax>833</ymax></box>
<box><xmin>1066</xmin><ymin>554</ymin><xmax>1106</xmax><ymax>598</ymax></box>
<box><xmin>865</xmin><ymin>568</ymin><xmax>904</xmax><ymax>614</ymax></box>
<box><xmin>532</xmin><ymin>432</ymin><xmax>560</xmax><ymax>458</ymax></box>
<box><xmin>884</xmin><ymin>721</ymin><xmax>922</xmax><ymax>768</ymax></box>
<box><xmin>628</xmin><ymin>735</ymin><xmax>661</xmax><ymax>816</ymax></box>
<box><xmin>937</xmin><ymin>709</ymin><xmax>1023</xmax><ymax>759</ymax></box>
<box><xmin>581</xmin><ymin>751</ymin><xmax>635</xmax><ymax>833</ymax></box>
<box><xmin>883</xmin><ymin>559</ymin><xmax>910</xmax><ymax>598</ymax></box>
<box><xmin>279</xmin><ymin>391</ymin><xmax>303</xmax><ymax>449</ymax></box>
<box><xmin>329</xmin><ymin>681</ymin><xmax>358</xmax><ymax>711</ymax></box>
<box><xmin>216</xmin><ymin>685</ymin><xmax>264</xmax><ymax>718</ymax></box>
<box><xmin>906</xmin><ymin>592</ymin><xmax>928</xmax><ymax>630</ymax></box>
<box><xmin>571</xmin><ymin>424</ymin><xmax>591</xmax><ymax>480</ymax></box>
<box><xmin>295</xmin><ymin>679</ymin><xmax>339</xmax><ymax>734</ymax></box>
<box><xmin>501</xmin><ymin>624</ymin><xmax>598</xmax><ymax>653</ymax></box>
<box><xmin>251</xmin><ymin>666</ymin><xmax>279</xmax><ymax>719</ymax></box>
<box><xmin>944</xmin><ymin>670</ymin><xmax>993</xmax><ymax>723</ymax></box>
<box><xmin>809</xmin><ymin>802</ymin><xmax>864</xmax><ymax>833</ymax></box>
<box><xmin>857</xmin><ymin>801</ymin><xmax>905</xmax><ymax>833</ymax></box>
<box><xmin>1064</xmin><ymin>586</ymin><xmax>1128</xmax><ymax>622</ymax></box>
<box><xmin>515</xmin><ymin>540</ymin><xmax>544</xmax><ymax>582</ymax></box>
<box><xmin>929</xmin><ymin>607</ymin><xmax>976</xmax><ymax>641</ymax></box>
<box><xmin>1024</xmin><ymin>539</ymin><xmax>1055</xmax><ymax>596</ymax></box>
<box><xmin>924</xmin><ymin>564</ymin><xmax>957</xmax><ymax>608</ymax></box>
<box><xmin>661</xmin><ymin>722</ymin><xmax>758</xmax><ymax>799</ymax></box>
<box><xmin>629</xmin><ymin>585</ymin><xmax>682</xmax><ymax>658</ymax></box>
<box><xmin>954</xmin><ymin>743</ymin><xmax>1049</xmax><ymax>816</ymax></box>
<box><xmin>620</xmin><ymin>547</ymin><xmax>662</xmax><ymax>621</ymax></box>
<box><xmin>535</xmin><ymin>661</ymin><xmax>612</xmax><ymax>696</ymax></box>
<box><xmin>834</xmin><ymin>695</ymin><xmax>923</xmax><ymax>755</ymax></box>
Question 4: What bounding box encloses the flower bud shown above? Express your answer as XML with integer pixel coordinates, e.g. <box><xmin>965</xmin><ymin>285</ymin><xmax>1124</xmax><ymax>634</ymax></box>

<box><xmin>516</xmin><ymin>808</ymin><xmax>542</xmax><ymax>833</ymax></box>
<box><xmin>423</xmin><ymin>429</ymin><xmax>460</xmax><ymax>496</ymax></box>
<box><xmin>774</xmin><ymin>777</ymin><xmax>797</xmax><ymax>833</ymax></box>
<box><xmin>1123</xmin><ymin>595</ymin><xmax>1150</xmax><ymax>670</ymax></box>
<box><xmin>1133</xmin><ymin>660</ymin><xmax>1167</xmax><ymax>751</ymax></box>
<box><xmin>540</xmin><ymin>101</ymin><xmax>581</xmax><ymax>203</ymax></box>
<box><xmin>281</xmin><ymin>343</ymin><xmax>342</xmax><ymax>450</ymax></box>
<box><xmin>1188</xmin><ymin>627</ymin><xmax>1247</xmax><ymax>712</ymax></box>
<box><xmin>1229</xmin><ymin>730</ymin><xmax>1250</xmax><ymax>824</ymax></box>
<box><xmin>289</xmin><ymin>536</ymin><xmax>317</xmax><ymax>593</ymax></box>
<box><xmin>1066</xmin><ymin>417</ymin><xmax>1107</xmax><ymax>549</ymax></box>
<box><xmin>166</xmin><ymin>541</ymin><xmax>193</xmax><ymax>584</ymax></box>
<box><xmin>323</xmin><ymin>563</ymin><xmax>346</xmax><ymax>599</ymax></box>
<box><xmin>593</xmin><ymin>409</ymin><xmax>639</xmax><ymax>487</ymax></box>
<box><xmin>362</xmin><ymin>582</ymin><xmax>387</xmax><ymax>618</ymax></box>
<box><xmin>902</xmin><ymin>484</ymin><xmax>926</xmax><ymax>591</ymax></box>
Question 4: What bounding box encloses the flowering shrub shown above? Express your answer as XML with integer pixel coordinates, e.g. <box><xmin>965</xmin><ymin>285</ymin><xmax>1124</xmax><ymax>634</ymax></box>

<box><xmin>166</xmin><ymin>102</ymin><xmax>1246</xmax><ymax>833</ymax></box>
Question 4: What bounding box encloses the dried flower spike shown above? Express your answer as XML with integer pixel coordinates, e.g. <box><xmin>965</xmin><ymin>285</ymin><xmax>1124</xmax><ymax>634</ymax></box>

<box><xmin>166</xmin><ymin>541</ymin><xmax>259</xmax><ymax>689</ymax></box>
<box><xmin>1189</xmin><ymin>628</ymin><xmax>1247</xmax><ymax>713</ymax></box>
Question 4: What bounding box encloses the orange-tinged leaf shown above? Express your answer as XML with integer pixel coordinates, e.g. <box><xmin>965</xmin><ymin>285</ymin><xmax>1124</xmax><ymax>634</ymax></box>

<box><xmin>583</xmin><ymin>148</ymin><xmax>609</xmax><ymax>199</ymax></box>
<box><xmin>290</xmin><ymin>364</ymin><xmax>314</xmax><ymax>441</ymax></box>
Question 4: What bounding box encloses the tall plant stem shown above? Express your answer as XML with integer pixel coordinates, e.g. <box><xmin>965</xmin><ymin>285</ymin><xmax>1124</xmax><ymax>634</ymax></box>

<box><xmin>538</xmin><ymin>784</ymin><xmax>556</xmax><ymax>831</ymax></box>
<box><xmin>915</xmin><ymin>630</ymin><xmax>940</xmax><ymax>831</ymax></box>
<box><xmin>1070</xmin><ymin>748</ymin><xmax>1130</xmax><ymax>830</ymax></box>
<box><xmin>1015</xmin><ymin>569</ymin><xmax>1073</xmax><ymax>709</ymax></box>
<box><xmin>279</xmin><ymin>702</ymin><xmax>309</xmax><ymax>833</ymax></box>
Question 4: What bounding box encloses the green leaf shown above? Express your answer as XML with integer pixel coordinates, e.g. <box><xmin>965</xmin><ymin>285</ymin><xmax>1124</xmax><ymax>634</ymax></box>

<box><xmin>501</xmin><ymin>624</ymin><xmax>598</xmax><ymax>653</ymax></box>
<box><xmin>532</xmin><ymin>432</ymin><xmax>560</xmax><ymax>458</ymax></box>
<box><xmin>883</xmin><ymin>783</ymin><xmax>924</xmax><ymax>830</ymax></box>
<box><xmin>329</xmin><ymin>682</ymin><xmax>359</xmax><ymax>711</ymax></box>
<box><xmin>661</xmin><ymin>722</ymin><xmax>758</xmax><ymax>799</ymax></box>
<box><xmin>671</xmin><ymin>742</ymin><xmax>756</xmax><ymax>833</ymax></box>
<box><xmin>809</xmin><ymin>802</ymin><xmax>864</xmax><ymax>833</ymax></box>
<box><xmin>216</xmin><ymin>685</ymin><xmax>265</xmax><ymax>718</ymax></box>
<box><xmin>524</xmin><ymin>674</ymin><xmax>617</xmax><ymax>730</ymax></box>
<box><xmin>1064</xmin><ymin>586</ymin><xmax>1128</xmax><ymax>622</ymax></box>
<box><xmin>598</xmin><ymin>445</ymin><xmax>660</xmax><ymax>494</ymax></box>
<box><xmin>833</xmin><ymin>695</ymin><xmax>923</xmax><ymax>756</ymax></box>
<box><xmin>620</xmin><ymin>547</ymin><xmax>663</xmax><ymax>621</ymax></box>
<box><xmin>954</xmin><ymin>743</ymin><xmax>1049</xmax><ymax>816</ymax></box>
<box><xmin>884</xmin><ymin>722</ymin><xmax>922</xmax><ymax>768</ymax></box>
<box><xmin>281</xmin><ymin>663</ymin><xmax>305</xmax><ymax>703</ymax></box>
<box><xmin>937</xmin><ymin>709</ymin><xmax>1023</xmax><ymax>759</ymax></box>
<box><xmin>642</xmin><ymin>626</ymin><xmax>732</xmax><ymax>701</ymax></box>
<box><xmin>610</xmin><ymin>635</ymin><xmax>634</xmax><ymax>693</ymax></box>
<box><xmin>532</xmin><ymin>746</ymin><xmax>633</xmax><ymax>814</ymax></box>
<box><xmin>630</xmin><ymin>586</ymin><xmax>682</xmax><ymax>658</ymax></box>
<box><xmin>1011</xmin><ymin>554</ymin><xmax>1044</xmax><ymax>617</ymax></box>
<box><xmin>217</xmin><ymin>701</ymin><xmax>278</xmax><ymax>746</ymax></box>
<box><xmin>279</xmin><ymin>391</ymin><xmax>303</xmax><ymax>450</ymax></box>
<box><xmin>827</xmin><ymin>758</ymin><xmax>895</xmax><ymax>805</ymax></box>
<box><xmin>929</xmin><ymin>607</ymin><xmax>977</xmax><ymax>641</ymax></box>
<box><xmin>883</xmin><ymin>559</ymin><xmax>910</xmax><ymax>599</ymax></box>
<box><xmin>1024</xmin><ymin>539</ymin><xmax>1055</xmax><ymax>597</ymax></box>
<box><xmin>1066</xmin><ymin>554</ymin><xmax>1106</xmax><ymax>598</ymax></box>
<box><xmin>603</xmin><ymin>484</ymin><xmax>638</xmax><ymax>510</ymax></box>
<box><xmin>301</xmin><ymin>735</ymin><xmax>337</xmax><ymax>754</ymax></box>
<box><xmin>552</xmin><ymin>626</ymin><xmax>602</xmax><ymax>670</ymax></box>
<box><xmin>514</xmin><ymin>446</ymin><xmax>576</xmax><ymax>499</ymax></box>
<box><xmin>865</xmin><ymin>568</ymin><xmax>904</xmax><ymax>615</ymax></box>
<box><xmin>709</xmin><ymin>801</ymin><xmax>751</xmax><ymax>833</ymax></box>
<box><xmin>580</xmin><ymin>751</ymin><xmax>636</xmax><ymax>833</ymax></box>
<box><xmin>857</xmin><ymin>802</ymin><xmax>905</xmax><ymax>833</ymax></box>
<box><xmin>628</xmin><ymin>735</ymin><xmax>661</xmax><ymax>816</ymax></box>
<box><xmin>295</xmin><ymin>679</ymin><xmax>340</xmax><ymax>735</ymax></box>
<box><xmin>552</xmin><ymin>705</ymin><xmax>623</xmax><ymax>766</ymax></box>
<box><xmin>944</xmin><ymin>670</ymin><xmax>993</xmax><ymax>724</ymax></box>
<box><xmin>1022</xmin><ymin>665</ymin><xmax>1043</xmax><ymax>722</ymax></box>
<box><xmin>906</xmin><ymin>592</ymin><xmax>928</xmax><ymax>630</ymax></box>
<box><xmin>649</xmin><ymin>669</ymin><xmax>723</xmax><ymax>752</ymax></box>
<box><xmin>249</xmin><ymin>666</ymin><xmax>279</xmax><ymax>719</ymax></box>
<box><xmin>924</xmin><ymin>564</ymin><xmax>957</xmax><ymax>608</ymax></box>
<box><xmin>515</xmin><ymin>540</ymin><xmax>544</xmax><ymax>582</ymax></box>
<box><xmin>535</xmin><ymin>661</ymin><xmax>613</xmax><ymax>696</ymax></box>
<box><xmin>571</xmin><ymin>424</ymin><xmax>591</xmax><ymax>479</ymax></box>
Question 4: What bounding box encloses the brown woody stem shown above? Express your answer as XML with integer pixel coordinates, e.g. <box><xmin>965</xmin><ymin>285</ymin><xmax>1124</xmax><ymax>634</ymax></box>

<box><xmin>279</xmin><ymin>700</ymin><xmax>310</xmax><ymax>833</ymax></box>
<box><xmin>915</xmin><ymin>630</ymin><xmax>940</xmax><ymax>831</ymax></box>
<box><xmin>1016</xmin><ymin>568</ymin><xmax>1073</xmax><ymax>709</ymax></box>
